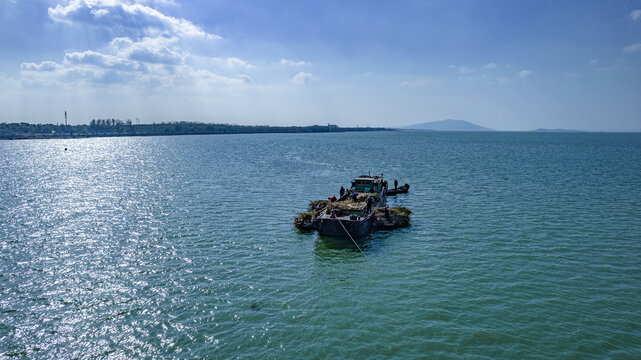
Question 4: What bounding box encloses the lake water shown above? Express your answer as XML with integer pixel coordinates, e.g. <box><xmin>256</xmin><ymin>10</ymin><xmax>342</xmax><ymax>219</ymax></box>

<box><xmin>1</xmin><ymin>131</ymin><xmax>640</xmax><ymax>359</ymax></box>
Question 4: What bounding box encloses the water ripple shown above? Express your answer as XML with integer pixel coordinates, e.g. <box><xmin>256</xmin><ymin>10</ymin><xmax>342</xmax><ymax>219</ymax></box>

<box><xmin>1</xmin><ymin>132</ymin><xmax>640</xmax><ymax>358</ymax></box>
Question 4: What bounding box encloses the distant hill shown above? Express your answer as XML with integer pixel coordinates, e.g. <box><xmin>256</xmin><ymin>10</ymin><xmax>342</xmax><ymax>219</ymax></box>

<box><xmin>402</xmin><ymin>119</ymin><xmax>494</xmax><ymax>131</ymax></box>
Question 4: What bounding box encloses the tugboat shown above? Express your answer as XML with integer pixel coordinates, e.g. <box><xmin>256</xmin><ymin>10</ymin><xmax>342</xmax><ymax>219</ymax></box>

<box><xmin>312</xmin><ymin>175</ymin><xmax>387</xmax><ymax>239</ymax></box>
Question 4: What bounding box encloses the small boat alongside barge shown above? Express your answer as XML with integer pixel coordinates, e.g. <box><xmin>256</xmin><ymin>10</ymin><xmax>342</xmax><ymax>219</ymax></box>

<box><xmin>387</xmin><ymin>183</ymin><xmax>410</xmax><ymax>195</ymax></box>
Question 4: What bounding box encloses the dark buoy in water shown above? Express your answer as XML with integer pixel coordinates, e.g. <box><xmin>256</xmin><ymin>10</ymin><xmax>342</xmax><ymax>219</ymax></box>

<box><xmin>64</xmin><ymin>147</ymin><xmax>68</xmax><ymax>151</ymax></box>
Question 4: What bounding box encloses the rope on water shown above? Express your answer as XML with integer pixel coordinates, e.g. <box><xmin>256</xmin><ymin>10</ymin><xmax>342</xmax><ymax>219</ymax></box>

<box><xmin>337</xmin><ymin>218</ymin><xmax>365</xmax><ymax>255</ymax></box>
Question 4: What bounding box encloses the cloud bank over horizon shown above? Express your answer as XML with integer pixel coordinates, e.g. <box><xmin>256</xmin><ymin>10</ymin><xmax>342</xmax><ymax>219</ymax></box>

<box><xmin>21</xmin><ymin>0</ymin><xmax>252</xmax><ymax>92</ymax></box>
<box><xmin>0</xmin><ymin>0</ymin><xmax>640</xmax><ymax>131</ymax></box>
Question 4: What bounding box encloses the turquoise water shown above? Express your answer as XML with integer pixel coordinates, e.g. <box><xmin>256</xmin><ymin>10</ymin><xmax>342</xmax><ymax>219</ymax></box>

<box><xmin>1</xmin><ymin>131</ymin><xmax>640</xmax><ymax>359</ymax></box>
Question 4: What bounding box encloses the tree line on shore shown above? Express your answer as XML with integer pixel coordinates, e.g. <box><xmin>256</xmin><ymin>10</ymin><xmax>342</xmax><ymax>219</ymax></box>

<box><xmin>0</xmin><ymin>120</ymin><xmax>390</xmax><ymax>139</ymax></box>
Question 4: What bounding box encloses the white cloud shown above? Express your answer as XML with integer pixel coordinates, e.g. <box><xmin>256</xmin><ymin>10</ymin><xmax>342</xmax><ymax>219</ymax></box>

<box><xmin>20</xmin><ymin>53</ymin><xmax>251</xmax><ymax>91</ymax></box>
<box><xmin>518</xmin><ymin>70</ymin><xmax>532</xmax><ymax>78</ymax></box>
<box><xmin>588</xmin><ymin>59</ymin><xmax>599</xmax><ymax>65</ymax></box>
<box><xmin>23</xmin><ymin>1</ymin><xmax>237</xmax><ymax>88</ymax></box>
<box><xmin>17</xmin><ymin>1</ymin><xmax>275</xmax><ymax>99</ymax></box>
<box><xmin>213</xmin><ymin>57</ymin><xmax>256</xmax><ymax>69</ymax></box>
<box><xmin>64</xmin><ymin>50</ymin><xmax>141</xmax><ymax>71</ymax></box>
<box><xmin>139</xmin><ymin>0</ymin><xmax>177</xmax><ymax>5</ymax></box>
<box><xmin>18</xmin><ymin>32</ymin><xmax>252</xmax><ymax>90</ymax></box>
<box><xmin>20</xmin><ymin>61</ymin><xmax>62</xmax><ymax>72</ymax></box>
<box><xmin>227</xmin><ymin>58</ymin><xmax>253</xmax><ymax>68</ymax></box>
<box><xmin>91</xmin><ymin>8</ymin><xmax>109</xmax><ymax>18</ymax></box>
<box><xmin>112</xmin><ymin>36</ymin><xmax>186</xmax><ymax>64</ymax></box>
<box><xmin>484</xmin><ymin>62</ymin><xmax>497</xmax><ymax>69</ymax></box>
<box><xmin>291</xmin><ymin>72</ymin><xmax>318</xmax><ymax>84</ymax></box>
<box><xmin>623</xmin><ymin>43</ymin><xmax>641</xmax><ymax>53</ymax></box>
<box><xmin>48</xmin><ymin>0</ymin><xmax>221</xmax><ymax>39</ymax></box>
<box><xmin>280</xmin><ymin>59</ymin><xmax>309</xmax><ymax>66</ymax></box>
<box><xmin>20</xmin><ymin>60</ymin><xmax>132</xmax><ymax>86</ymax></box>
<box><xmin>630</xmin><ymin>9</ymin><xmax>641</xmax><ymax>21</ymax></box>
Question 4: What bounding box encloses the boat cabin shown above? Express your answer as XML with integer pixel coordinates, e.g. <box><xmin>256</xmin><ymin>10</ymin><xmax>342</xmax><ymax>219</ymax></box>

<box><xmin>350</xmin><ymin>175</ymin><xmax>385</xmax><ymax>193</ymax></box>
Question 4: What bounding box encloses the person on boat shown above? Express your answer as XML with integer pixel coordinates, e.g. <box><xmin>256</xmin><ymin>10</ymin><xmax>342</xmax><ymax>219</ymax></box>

<box><xmin>329</xmin><ymin>195</ymin><xmax>337</xmax><ymax>202</ymax></box>
<box><xmin>351</xmin><ymin>192</ymin><xmax>358</xmax><ymax>201</ymax></box>
<box><xmin>366</xmin><ymin>196</ymin><xmax>373</xmax><ymax>214</ymax></box>
<box><xmin>339</xmin><ymin>186</ymin><xmax>345</xmax><ymax>197</ymax></box>
<box><xmin>394</xmin><ymin>179</ymin><xmax>398</xmax><ymax>189</ymax></box>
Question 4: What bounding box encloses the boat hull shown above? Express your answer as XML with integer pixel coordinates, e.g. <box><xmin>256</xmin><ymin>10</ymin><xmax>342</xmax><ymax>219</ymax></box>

<box><xmin>313</xmin><ymin>216</ymin><xmax>374</xmax><ymax>239</ymax></box>
<box><xmin>387</xmin><ymin>184</ymin><xmax>410</xmax><ymax>195</ymax></box>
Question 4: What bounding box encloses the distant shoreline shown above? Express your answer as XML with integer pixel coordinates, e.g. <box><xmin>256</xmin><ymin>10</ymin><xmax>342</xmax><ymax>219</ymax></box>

<box><xmin>0</xmin><ymin>121</ymin><xmax>392</xmax><ymax>140</ymax></box>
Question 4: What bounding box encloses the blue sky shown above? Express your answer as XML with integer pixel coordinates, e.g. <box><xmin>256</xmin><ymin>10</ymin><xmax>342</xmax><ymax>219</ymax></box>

<box><xmin>1</xmin><ymin>0</ymin><xmax>640</xmax><ymax>130</ymax></box>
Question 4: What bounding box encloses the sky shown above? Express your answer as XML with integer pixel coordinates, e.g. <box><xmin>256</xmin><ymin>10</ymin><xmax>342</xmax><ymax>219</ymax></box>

<box><xmin>1</xmin><ymin>0</ymin><xmax>640</xmax><ymax>131</ymax></box>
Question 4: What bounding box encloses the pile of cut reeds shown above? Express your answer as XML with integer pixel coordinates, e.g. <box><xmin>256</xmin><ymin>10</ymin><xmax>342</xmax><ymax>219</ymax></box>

<box><xmin>308</xmin><ymin>200</ymin><xmax>329</xmax><ymax>212</ymax></box>
<box><xmin>372</xmin><ymin>206</ymin><xmax>411</xmax><ymax>229</ymax></box>
<box><xmin>294</xmin><ymin>212</ymin><xmax>315</xmax><ymax>231</ymax></box>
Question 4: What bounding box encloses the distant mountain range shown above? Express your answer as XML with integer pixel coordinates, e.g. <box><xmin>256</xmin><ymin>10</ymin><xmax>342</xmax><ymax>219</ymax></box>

<box><xmin>402</xmin><ymin>119</ymin><xmax>494</xmax><ymax>131</ymax></box>
<box><xmin>400</xmin><ymin>120</ymin><xmax>624</xmax><ymax>132</ymax></box>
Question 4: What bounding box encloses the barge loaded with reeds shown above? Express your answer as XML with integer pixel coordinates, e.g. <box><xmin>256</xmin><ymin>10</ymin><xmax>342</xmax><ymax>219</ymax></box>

<box><xmin>294</xmin><ymin>174</ymin><xmax>411</xmax><ymax>240</ymax></box>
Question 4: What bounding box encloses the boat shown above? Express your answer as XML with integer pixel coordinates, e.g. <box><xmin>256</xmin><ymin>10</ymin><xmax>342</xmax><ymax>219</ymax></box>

<box><xmin>387</xmin><ymin>183</ymin><xmax>410</xmax><ymax>195</ymax></box>
<box><xmin>312</xmin><ymin>175</ymin><xmax>387</xmax><ymax>239</ymax></box>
